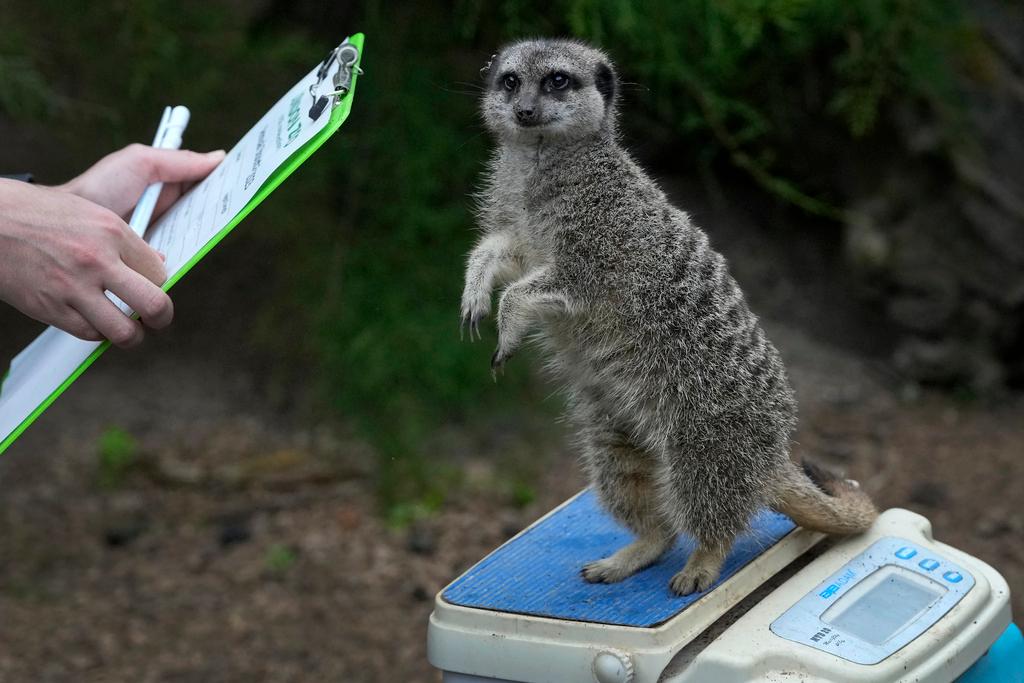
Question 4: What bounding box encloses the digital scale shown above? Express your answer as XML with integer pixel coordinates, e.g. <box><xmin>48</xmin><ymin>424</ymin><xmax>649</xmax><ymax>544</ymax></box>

<box><xmin>428</xmin><ymin>491</ymin><xmax>1022</xmax><ymax>682</ymax></box>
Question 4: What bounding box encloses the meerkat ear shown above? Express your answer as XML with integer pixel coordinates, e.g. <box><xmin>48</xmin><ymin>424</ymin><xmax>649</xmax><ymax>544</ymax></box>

<box><xmin>480</xmin><ymin>53</ymin><xmax>499</xmax><ymax>81</ymax></box>
<box><xmin>594</xmin><ymin>62</ymin><xmax>617</xmax><ymax>107</ymax></box>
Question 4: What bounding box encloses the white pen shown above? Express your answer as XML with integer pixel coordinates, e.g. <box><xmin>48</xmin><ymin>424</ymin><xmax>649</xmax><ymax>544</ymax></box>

<box><xmin>128</xmin><ymin>105</ymin><xmax>191</xmax><ymax>237</ymax></box>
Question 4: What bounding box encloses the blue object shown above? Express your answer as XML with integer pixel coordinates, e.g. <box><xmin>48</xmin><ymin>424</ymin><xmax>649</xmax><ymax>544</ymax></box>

<box><xmin>442</xmin><ymin>490</ymin><xmax>796</xmax><ymax>628</ymax></box>
<box><xmin>895</xmin><ymin>546</ymin><xmax>917</xmax><ymax>560</ymax></box>
<box><xmin>919</xmin><ymin>558</ymin><xmax>940</xmax><ymax>571</ymax></box>
<box><xmin>959</xmin><ymin>623</ymin><xmax>1024</xmax><ymax>683</ymax></box>
<box><xmin>943</xmin><ymin>570</ymin><xmax>963</xmax><ymax>583</ymax></box>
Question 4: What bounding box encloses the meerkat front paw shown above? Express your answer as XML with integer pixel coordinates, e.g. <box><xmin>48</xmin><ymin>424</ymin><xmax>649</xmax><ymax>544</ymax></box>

<box><xmin>490</xmin><ymin>345</ymin><xmax>514</xmax><ymax>377</ymax></box>
<box><xmin>668</xmin><ymin>565</ymin><xmax>719</xmax><ymax>595</ymax></box>
<box><xmin>460</xmin><ymin>288</ymin><xmax>491</xmax><ymax>341</ymax></box>
<box><xmin>581</xmin><ymin>557</ymin><xmax>634</xmax><ymax>583</ymax></box>
<box><xmin>581</xmin><ymin>536</ymin><xmax>672</xmax><ymax>584</ymax></box>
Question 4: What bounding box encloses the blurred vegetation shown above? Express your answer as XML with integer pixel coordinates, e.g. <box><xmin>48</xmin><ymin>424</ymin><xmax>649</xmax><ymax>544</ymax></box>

<box><xmin>96</xmin><ymin>427</ymin><xmax>138</xmax><ymax>490</ymax></box>
<box><xmin>0</xmin><ymin>1</ymin><xmax>974</xmax><ymax>511</ymax></box>
<box><xmin>264</xmin><ymin>543</ymin><xmax>298</xmax><ymax>576</ymax></box>
<box><xmin>492</xmin><ymin>0</ymin><xmax>971</xmax><ymax>217</ymax></box>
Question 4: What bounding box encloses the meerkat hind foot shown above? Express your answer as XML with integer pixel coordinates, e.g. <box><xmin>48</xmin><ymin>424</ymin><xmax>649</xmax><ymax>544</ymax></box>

<box><xmin>668</xmin><ymin>565</ymin><xmax>720</xmax><ymax>595</ymax></box>
<box><xmin>668</xmin><ymin>545</ymin><xmax>727</xmax><ymax>595</ymax></box>
<box><xmin>581</xmin><ymin>535</ymin><xmax>672</xmax><ymax>584</ymax></box>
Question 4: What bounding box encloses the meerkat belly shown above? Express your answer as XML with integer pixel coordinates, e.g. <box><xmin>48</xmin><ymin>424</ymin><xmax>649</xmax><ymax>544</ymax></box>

<box><xmin>539</xmin><ymin>314</ymin><xmax>660</xmax><ymax>419</ymax></box>
<box><xmin>545</xmin><ymin>288</ymin><xmax>794</xmax><ymax>456</ymax></box>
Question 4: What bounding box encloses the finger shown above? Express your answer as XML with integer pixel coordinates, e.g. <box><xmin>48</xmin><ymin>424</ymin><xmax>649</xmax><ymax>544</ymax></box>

<box><xmin>56</xmin><ymin>307</ymin><xmax>104</xmax><ymax>342</ymax></box>
<box><xmin>71</xmin><ymin>295</ymin><xmax>144</xmax><ymax>349</ymax></box>
<box><xmin>151</xmin><ymin>158</ymin><xmax>219</xmax><ymax>220</ymax></box>
<box><xmin>106</xmin><ymin>264</ymin><xmax>174</xmax><ymax>330</ymax></box>
<box><xmin>153</xmin><ymin>183</ymin><xmax>185</xmax><ymax>220</ymax></box>
<box><xmin>118</xmin><ymin>228</ymin><xmax>167</xmax><ymax>287</ymax></box>
<box><xmin>143</xmin><ymin>148</ymin><xmax>226</xmax><ymax>185</ymax></box>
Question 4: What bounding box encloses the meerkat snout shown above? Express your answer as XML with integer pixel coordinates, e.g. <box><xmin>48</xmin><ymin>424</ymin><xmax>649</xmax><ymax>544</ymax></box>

<box><xmin>513</xmin><ymin>99</ymin><xmax>539</xmax><ymax>126</ymax></box>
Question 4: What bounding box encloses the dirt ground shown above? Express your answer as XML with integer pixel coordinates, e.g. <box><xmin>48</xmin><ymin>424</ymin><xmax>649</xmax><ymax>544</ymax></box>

<box><xmin>0</xmin><ymin>183</ymin><xmax>1021</xmax><ymax>682</ymax></box>
<box><xmin>1</xmin><ymin>320</ymin><xmax>1021</xmax><ymax>683</ymax></box>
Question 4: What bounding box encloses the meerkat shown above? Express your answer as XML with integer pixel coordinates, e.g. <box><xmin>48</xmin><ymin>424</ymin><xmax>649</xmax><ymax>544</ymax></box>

<box><xmin>460</xmin><ymin>39</ymin><xmax>878</xmax><ymax>595</ymax></box>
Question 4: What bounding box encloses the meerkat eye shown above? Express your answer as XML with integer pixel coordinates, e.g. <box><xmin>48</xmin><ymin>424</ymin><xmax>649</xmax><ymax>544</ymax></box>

<box><xmin>502</xmin><ymin>74</ymin><xmax>518</xmax><ymax>91</ymax></box>
<box><xmin>549</xmin><ymin>72</ymin><xmax>570</xmax><ymax>90</ymax></box>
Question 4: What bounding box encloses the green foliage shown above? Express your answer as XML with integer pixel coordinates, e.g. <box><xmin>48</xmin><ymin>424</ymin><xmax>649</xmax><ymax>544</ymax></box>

<box><xmin>510</xmin><ymin>481</ymin><xmax>537</xmax><ymax>508</ymax></box>
<box><xmin>0</xmin><ymin>55</ymin><xmax>65</xmax><ymax>122</ymax></box>
<box><xmin>469</xmin><ymin>0</ymin><xmax>969</xmax><ymax>216</ymax></box>
<box><xmin>264</xmin><ymin>544</ymin><xmax>298</xmax><ymax>575</ymax></box>
<box><xmin>2</xmin><ymin>0</ymin><xmax>974</xmax><ymax>512</ymax></box>
<box><xmin>385</xmin><ymin>493</ymin><xmax>445</xmax><ymax>530</ymax></box>
<box><xmin>299</xmin><ymin>3</ymin><xmax>541</xmax><ymax>510</ymax></box>
<box><xmin>0</xmin><ymin>0</ymin><xmax>318</xmax><ymax>157</ymax></box>
<box><xmin>96</xmin><ymin>427</ymin><xmax>138</xmax><ymax>489</ymax></box>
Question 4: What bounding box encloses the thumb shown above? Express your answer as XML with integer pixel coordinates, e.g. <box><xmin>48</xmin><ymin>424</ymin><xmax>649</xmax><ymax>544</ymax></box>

<box><xmin>146</xmin><ymin>148</ymin><xmax>226</xmax><ymax>184</ymax></box>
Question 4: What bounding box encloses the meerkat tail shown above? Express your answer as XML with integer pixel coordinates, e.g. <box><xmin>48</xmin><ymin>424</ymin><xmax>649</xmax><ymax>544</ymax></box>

<box><xmin>773</xmin><ymin>459</ymin><xmax>878</xmax><ymax>534</ymax></box>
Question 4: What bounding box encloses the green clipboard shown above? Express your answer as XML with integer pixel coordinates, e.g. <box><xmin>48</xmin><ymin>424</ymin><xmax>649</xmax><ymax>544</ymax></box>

<box><xmin>0</xmin><ymin>33</ymin><xmax>364</xmax><ymax>455</ymax></box>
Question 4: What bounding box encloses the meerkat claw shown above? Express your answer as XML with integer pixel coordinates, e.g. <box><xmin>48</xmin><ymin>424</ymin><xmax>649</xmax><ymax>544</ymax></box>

<box><xmin>491</xmin><ymin>348</ymin><xmax>511</xmax><ymax>377</ymax></box>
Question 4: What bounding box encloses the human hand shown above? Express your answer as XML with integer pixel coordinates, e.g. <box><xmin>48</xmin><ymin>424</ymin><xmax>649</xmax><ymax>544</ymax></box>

<box><xmin>0</xmin><ymin>179</ymin><xmax>171</xmax><ymax>347</ymax></box>
<box><xmin>58</xmin><ymin>144</ymin><xmax>225</xmax><ymax>221</ymax></box>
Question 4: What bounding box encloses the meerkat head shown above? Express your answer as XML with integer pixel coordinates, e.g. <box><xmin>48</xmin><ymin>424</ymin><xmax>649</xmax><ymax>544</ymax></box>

<box><xmin>480</xmin><ymin>39</ymin><xmax>618</xmax><ymax>145</ymax></box>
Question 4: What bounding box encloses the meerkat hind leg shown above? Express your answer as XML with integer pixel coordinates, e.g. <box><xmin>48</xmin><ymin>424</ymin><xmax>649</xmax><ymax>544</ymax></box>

<box><xmin>668</xmin><ymin>540</ymin><xmax>731</xmax><ymax>595</ymax></box>
<box><xmin>577</xmin><ymin>418</ymin><xmax>674</xmax><ymax>584</ymax></box>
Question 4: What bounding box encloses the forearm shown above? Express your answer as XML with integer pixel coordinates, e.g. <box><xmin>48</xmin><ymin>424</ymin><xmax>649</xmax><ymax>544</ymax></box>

<box><xmin>492</xmin><ymin>265</ymin><xmax>571</xmax><ymax>369</ymax></box>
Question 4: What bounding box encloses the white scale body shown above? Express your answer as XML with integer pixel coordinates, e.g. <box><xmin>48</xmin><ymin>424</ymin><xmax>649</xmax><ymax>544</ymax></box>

<box><xmin>428</xmin><ymin>499</ymin><xmax>1014</xmax><ymax>683</ymax></box>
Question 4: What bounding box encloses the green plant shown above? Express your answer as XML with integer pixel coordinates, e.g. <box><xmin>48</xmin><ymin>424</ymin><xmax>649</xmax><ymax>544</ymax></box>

<box><xmin>264</xmin><ymin>544</ymin><xmax>298</xmax><ymax>574</ymax></box>
<box><xmin>510</xmin><ymin>481</ymin><xmax>537</xmax><ymax>508</ymax></box>
<box><xmin>463</xmin><ymin>0</ymin><xmax>970</xmax><ymax>218</ymax></box>
<box><xmin>385</xmin><ymin>493</ymin><xmax>445</xmax><ymax>530</ymax></box>
<box><xmin>96</xmin><ymin>427</ymin><xmax>138</xmax><ymax>489</ymax></box>
<box><xmin>295</xmin><ymin>2</ymin><xmax>542</xmax><ymax>510</ymax></box>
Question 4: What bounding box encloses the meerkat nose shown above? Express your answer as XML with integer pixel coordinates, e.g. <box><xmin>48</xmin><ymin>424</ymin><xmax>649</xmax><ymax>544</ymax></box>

<box><xmin>515</xmin><ymin>108</ymin><xmax>538</xmax><ymax>125</ymax></box>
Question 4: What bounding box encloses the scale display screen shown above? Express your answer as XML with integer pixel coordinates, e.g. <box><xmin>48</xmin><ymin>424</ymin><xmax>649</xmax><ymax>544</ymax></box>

<box><xmin>771</xmin><ymin>537</ymin><xmax>974</xmax><ymax>664</ymax></box>
<box><xmin>821</xmin><ymin>565</ymin><xmax>945</xmax><ymax>645</ymax></box>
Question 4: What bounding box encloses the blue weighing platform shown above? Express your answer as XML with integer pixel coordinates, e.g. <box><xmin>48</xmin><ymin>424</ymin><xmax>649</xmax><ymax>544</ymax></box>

<box><xmin>443</xmin><ymin>490</ymin><xmax>796</xmax><ymax>628</ymax></box>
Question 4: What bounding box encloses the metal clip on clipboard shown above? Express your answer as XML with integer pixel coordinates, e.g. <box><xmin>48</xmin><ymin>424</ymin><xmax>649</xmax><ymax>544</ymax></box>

<box><xmin>308</xmin><ymin>38</ymin><xmax>362</xmax><ymax>122</ymax></box>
